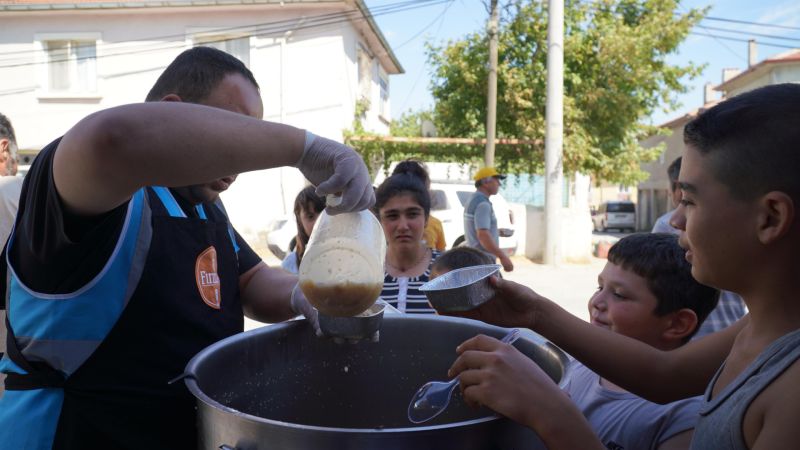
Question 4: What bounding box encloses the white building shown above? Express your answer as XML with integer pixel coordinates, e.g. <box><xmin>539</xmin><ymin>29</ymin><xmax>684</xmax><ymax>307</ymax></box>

<box><xmin>0</xmin><ymin>0</ymin><xmax>402</xmax><ymax>250</ymax></box>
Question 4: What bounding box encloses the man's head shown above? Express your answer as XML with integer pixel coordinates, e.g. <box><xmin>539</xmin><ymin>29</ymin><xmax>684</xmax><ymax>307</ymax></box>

<box><xmin>147</xmin><ymin>47</ymin><xmax>263</xmax><ymax>204</ymax></box>
<box><xmin>589</xmin><ymin>233</ymin><xmax>718</xmax><ymax>349</ymax></box>
<box><xmin>473</xmin><ymin>166</ymin><xmax>505</xmax><ymax>196</ymax></box>
<box><xmin>674</xmin><ymin>83</ymin><xmax>800</xmax><ymax>292</ymax></box>
<box><xmin>667</xmin><ymin>156</ymin><xmax>682</xmax><ymax>208</ymax></box>
<box><xmin>430</xmin><ymin>246</ymin><xmax>495</xmax><ymax>279</ymax></box>
<box><xmin>0</xmin><ymin>112</ymin><xmax>18</xmax><ymax>176</ymax></box>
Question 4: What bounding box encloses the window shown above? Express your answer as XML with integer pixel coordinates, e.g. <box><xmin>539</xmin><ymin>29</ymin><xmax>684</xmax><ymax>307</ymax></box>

<box><xmin>378</xmin><ymin>67</ymin><xmax>389</xmax><ymax>118</ymax></box>
<box><xmin>37</xmin><ymin>35</ymin><xmax>99</xmax><ymax>94</ymax></box>
<box><xmin>194</xmin><ymin>35</ymin><xmax>251</xmax><ymax>67</ymax></box>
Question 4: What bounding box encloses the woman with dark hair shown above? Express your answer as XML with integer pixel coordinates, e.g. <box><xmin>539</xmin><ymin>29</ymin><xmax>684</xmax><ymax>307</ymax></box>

<box><xmin>376</xmin><ymin>166</ymin><xmax>441</xmax><ymax>314</ymax></box>
<box><xmin>282</xmin><ymin>186</ymin><xmax>326</xmax><ymax>274</ymax></box>
<box><xmin>392</xmin><ymin>160</ymin><xmax>446</xmax><ymax>251</ymax></box>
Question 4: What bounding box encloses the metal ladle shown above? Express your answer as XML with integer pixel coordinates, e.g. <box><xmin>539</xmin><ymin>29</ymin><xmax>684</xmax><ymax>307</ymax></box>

<box><xmin>407</xmin><ymin>328</ymin><xmax>521</xmax><ymax>424</ymax></box>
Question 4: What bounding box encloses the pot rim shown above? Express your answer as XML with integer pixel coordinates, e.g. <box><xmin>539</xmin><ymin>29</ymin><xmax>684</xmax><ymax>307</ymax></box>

<box><xmin>184</xmin><ymin>316</ymin><xmax>563</xmax><ymax>433</ymax></box>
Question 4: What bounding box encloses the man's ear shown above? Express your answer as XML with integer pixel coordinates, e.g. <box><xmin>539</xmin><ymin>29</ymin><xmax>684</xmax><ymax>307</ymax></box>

<box><xmin>756</xmin><ymin>191</ymin><xmax>794</xmax><ymax>244</ymax></box>
<box><xmin>160</xmin><ymin>94</ymin><xmax>182</xmax><ymax>102</ymax></box>
<box><xmin>662</xmin><ymin>308</ymin><xmax>698</xmax><ymax>343</ymax></box>
<box><xmin>0</xmin><ymin>138</ymin><xmax>8</xmax><ymax>153</ymax></box>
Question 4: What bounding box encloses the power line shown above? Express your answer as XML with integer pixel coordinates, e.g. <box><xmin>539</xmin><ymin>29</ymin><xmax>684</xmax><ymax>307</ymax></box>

<box><xmin>0</xmin><ymin>0</ymin><xmax>449</xmax><ymax>68</ymax></box>
<box><xmin>696</xmin><ymin>25</ymin><xmax>800</xmax><ymax>43</ymax></box>
<box><xmin>703</xmin><ymin>15</ymin><xmax>800</xmax><ymax>33</ymax></box>
<box><xmin>0</xmin><ymin>0</ymin><xmax>440</xmax><ymax>61</ymax></box>
<box><xmin>392</xmin><ymin>0</ymin><xmax>454</xmax><ymax>51</ymax></box>
<box><xmin>397</xmin><ymin>0</ymin><xmax>454</xmax><ymax>113</ymax></box>
<box><xmin>690</xmin><ymin>32</ymin><xmax>798</xmax><ymax>50</ymax></box>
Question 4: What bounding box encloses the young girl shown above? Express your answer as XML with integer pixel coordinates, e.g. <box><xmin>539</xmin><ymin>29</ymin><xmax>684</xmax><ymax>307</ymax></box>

<box><xmin>281</xmin><ymin>186</ymin><xmax>325</xmax><ymax>274</ymax></box>
<box><xmin>375</xmin><ymin>164</ymin><xmax>441</xmax><ymax>314</ymax></box>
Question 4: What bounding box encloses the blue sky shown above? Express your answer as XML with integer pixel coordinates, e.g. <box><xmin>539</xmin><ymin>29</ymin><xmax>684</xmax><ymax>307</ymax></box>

<box><xmin>366</xmin><ymin>0</ymin><xmax>800</xmax><ymax>127</ymax></box>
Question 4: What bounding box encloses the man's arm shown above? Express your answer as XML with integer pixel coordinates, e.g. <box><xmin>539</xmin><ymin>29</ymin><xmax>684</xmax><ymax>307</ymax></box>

<box><xmin>474</xmin><ymin>203</ymin><xmax>513</xmax><ymax>271</ymax></box>
<box><xmin>238</xmin><ymin>262</ymin><xmax>297</xmax><ymax>323</ymax></box>
<box><xmin>54</xmin><ymin>102</ymin><xmax>305</xmax><ymax>216</ymax></box>
<box><xmin>451</xmin><ymin>277</ymin><xmax>743</xmax><ymax>403</ymax></box>
<box><xmin>476</xmin><ymin>229</ymin><xmax>513</xmax><ymax>272</ymax></box>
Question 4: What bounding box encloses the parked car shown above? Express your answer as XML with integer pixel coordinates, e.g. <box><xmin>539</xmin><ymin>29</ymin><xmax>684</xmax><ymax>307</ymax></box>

<box><xmin>265</xmin><ymin>181</ymin><xmax>518</xmax><ymax>259</ymax></box>
<box><xmin>592</xmin><ymin>201</ymin><xmax>636</xmax><ymax>232</ymax></box>
<box><xmin>266</xmin><ymin>214</ymin><xmax>297</xmax><ymax>260</ymax></box>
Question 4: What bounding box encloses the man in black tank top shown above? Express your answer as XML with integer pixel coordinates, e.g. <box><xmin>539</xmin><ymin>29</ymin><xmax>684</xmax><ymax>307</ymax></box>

<box><xmin>0</xmin><ymin>47</ymin><xmax>374</xmax><ymax>450</ymax></box>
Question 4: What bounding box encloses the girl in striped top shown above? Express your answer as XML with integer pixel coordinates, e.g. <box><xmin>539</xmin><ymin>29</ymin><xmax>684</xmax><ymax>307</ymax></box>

<box><xmin>376</xmin><ymin>162</ymin><xmax>440</xmax><ymax>314</ymax></box>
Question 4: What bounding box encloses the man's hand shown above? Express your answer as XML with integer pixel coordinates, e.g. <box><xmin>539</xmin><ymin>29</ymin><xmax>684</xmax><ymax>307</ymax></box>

<box><xmin>440</xmin><ymin>276</ymin><xmax>543</xmax><ymax>330</ymax></box>
<box><xmin>499</xmin><ymin>253</ymin><xmax>514</xmax><ymax>272</ymax></box>
<box><xmin>295</xmin><ymin>132</ymin><xmax>375</xmax><ymax>214</ymax></box>
<box><xmin>290</xmin><ymin>283</ymin><xmax>320</xmax><ymax>334</ymax></box>
<box><xmin>448</xmin><ymin>335</ymin><xmax>604</xmax><ymax>450</ymax></box>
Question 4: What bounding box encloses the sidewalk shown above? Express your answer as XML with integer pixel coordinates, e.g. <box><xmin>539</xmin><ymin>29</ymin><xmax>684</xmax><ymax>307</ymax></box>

<box><xmin>502</xmin><ymin>256</ymin><xmax>605</xmax><ymax>322</ymax></box>
<box><xmin>252</xmin><ymin>252</ymin><xmax>604</xmax><ymax>329</ymax></box>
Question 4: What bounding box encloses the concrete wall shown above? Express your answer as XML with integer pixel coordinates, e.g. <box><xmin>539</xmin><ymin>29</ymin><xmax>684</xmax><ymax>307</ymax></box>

<box><xmin>510</xmin><ymin>203</ymin><xmax>594</xmax><ymax>264</ymax></box>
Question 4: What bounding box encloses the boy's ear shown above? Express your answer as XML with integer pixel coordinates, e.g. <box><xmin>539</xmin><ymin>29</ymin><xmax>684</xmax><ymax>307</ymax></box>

<box><xmin>756</xmin><ymin>191</ymin><xmax>795</xmax><ymax>244</ymax></box>
<box><xmin>662</xmin><ymin>309</ymin><xmax>698</xmax><ymax>343</ymax></box>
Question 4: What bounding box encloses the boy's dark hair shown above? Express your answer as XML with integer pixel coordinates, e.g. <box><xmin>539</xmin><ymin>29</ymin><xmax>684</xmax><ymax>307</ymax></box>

<box><xmin>0</xmin><ymin>112</ymin><xmax>17</xmax><ymax>145</ymax></box>
<box><xmin>608</xmin><ymin>233</ymin><xmax>719</xmax><ymax>341</ymax></box>
<box><xmin>293</xmin><ymin>186</ymin><xmax>325</xmax><ymax>265</ymax></box>
<box><xmin>145</xmin><ymin>46</ymin><xmax>259</xmax><ymax>103</ymax></box>
<box><xmin>667</xmin><ymin>157</ymin><xmax>681</xmax><ymax>192</ymax></box>
<box><xmin>392</xmin><ymin>160</ymin><xmax>430</xmax><ymax>187</ymax></box>
<box><xmin>432</xmin><ymin>246</ymin><xmax>494</xmax><ymax>273</ymax></box>
<box><xmin>375</xmin><ymin>168</ymin><xmax>431</xmax><ymax>218</ymax></box>
<box><xmin>683</xmin><ymin>83</ymin><xmax>800</xmax><ymax>201</ymax></box>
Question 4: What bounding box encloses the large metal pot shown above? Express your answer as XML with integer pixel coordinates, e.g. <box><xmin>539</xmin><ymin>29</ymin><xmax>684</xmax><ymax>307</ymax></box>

<box><xmin>184</xmin><ymin>315</ymin><xmax>569</xmax><ymax>450</ymax></box>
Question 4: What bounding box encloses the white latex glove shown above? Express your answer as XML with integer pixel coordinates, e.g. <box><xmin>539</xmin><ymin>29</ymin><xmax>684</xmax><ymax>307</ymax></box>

<box><xmin>295</xmin><ymin>131</ymin><xmax>375</xmax><ymax>214</ymax></box>
<box><xmin>290</xmin><ymin>283</ymin><xmax>320</xmax><ymax>335</ymax></box>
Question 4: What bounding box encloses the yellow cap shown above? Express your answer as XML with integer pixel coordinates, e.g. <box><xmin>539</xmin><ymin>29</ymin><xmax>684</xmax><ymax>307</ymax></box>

<box><xmin>473</xmin><ymin>167</ymin><xmax>506</xmax><ymax>181</ymax></box>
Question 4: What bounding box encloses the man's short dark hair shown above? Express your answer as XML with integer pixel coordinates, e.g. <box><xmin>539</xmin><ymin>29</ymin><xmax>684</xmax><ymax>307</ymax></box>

<box><xmin>432</xmin><ymin>246</ymin><xmax>494</xmax><ymax>273</ymax></box>
<box><xmin>0</xmin><ymin>112</ymin><xmax>17</xmax><ymax>146</ymax></box>
<box><xmin>667</xmin><ymin>156</ymin><xmax>681</xmax><ymax>192</ymax></box>
<box><xmin>145</xmin><ymin>46</ymin><xmax>259</xmax><ymax>103</ymax></box>
<box><xmin>683</xmin><ymin>83</ymin><xmax>800</xmax><ymax>201</ymax></box>
<box><xmin>608</xmin><ymin>233</ymin><xmax>719</xmax><ymax>341</ymax></box>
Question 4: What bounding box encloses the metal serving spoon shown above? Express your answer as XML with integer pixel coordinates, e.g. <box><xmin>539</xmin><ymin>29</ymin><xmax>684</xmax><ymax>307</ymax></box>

<box><xmin>407</xmin><ymin>328</ymin><xmax>521</xmax><ymax>424</ymax></box>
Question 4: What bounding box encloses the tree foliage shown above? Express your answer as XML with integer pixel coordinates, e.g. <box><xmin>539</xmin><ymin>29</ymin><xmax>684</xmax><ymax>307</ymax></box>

<box><xmin>425</xmin><ymin>0</ymin><xmax>705</xmax><ymax>184</ymax></box>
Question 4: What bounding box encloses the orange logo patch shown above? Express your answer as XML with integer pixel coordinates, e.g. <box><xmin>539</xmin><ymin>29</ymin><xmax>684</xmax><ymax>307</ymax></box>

<box><xmin>195</xmin><ymin>246</ymin><xmax>221</xmax><ymax>309</ymax></box>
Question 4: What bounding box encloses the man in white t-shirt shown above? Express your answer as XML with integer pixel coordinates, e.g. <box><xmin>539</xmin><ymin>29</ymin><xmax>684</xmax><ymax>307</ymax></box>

<box><xmin>652</xmin><ymin>156</ymin><xmax>682</xmax><ymax>235</ymax></box>
<box><xmin>0</xmin><ymin>112</ymin><xmax>23</xmax><ymax>398</ymax></box>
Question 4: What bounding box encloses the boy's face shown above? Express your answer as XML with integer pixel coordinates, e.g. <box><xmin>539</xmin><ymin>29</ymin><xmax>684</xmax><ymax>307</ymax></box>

<box><xmin>671</xmin><ymin>145</ymin><xmax>759</xmax><ymax>292</ymax></box>
<box><xmin>589</xmin><ymin>261</ymin><xmax>671</xmax><ymax>349</ymax></box>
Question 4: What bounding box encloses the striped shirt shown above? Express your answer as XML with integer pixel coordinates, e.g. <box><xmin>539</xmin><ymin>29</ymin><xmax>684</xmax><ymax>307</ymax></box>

<box><xmin>381</xmin><ymin>250</ymin><xmax>441</xmax><ymax>314</ymax></box>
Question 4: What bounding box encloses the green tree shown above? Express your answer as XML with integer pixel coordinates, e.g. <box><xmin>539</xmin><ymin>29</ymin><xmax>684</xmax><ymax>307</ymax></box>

<box><xmin>427</xmin><ymin>0</ymin><xmax>705</xmax><ymax>184</ymax></box>
<box><xmin>390</xmin><ymin>109</ymin><xmax>436</xmax><ymax>137</ymax></box>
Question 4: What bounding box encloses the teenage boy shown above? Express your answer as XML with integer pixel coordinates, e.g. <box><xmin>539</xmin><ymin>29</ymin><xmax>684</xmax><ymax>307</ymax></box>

<box><xmin>447</xmin><ymin>83</ymin><xmax>800</xmax><ymax>449</ymax></box>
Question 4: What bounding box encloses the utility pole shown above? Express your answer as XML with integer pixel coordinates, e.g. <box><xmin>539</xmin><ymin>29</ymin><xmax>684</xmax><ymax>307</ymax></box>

<box><xmin>544</xmin><ymin>0</ymin><xmax>564</xmax><ymax>265</ymax></box>
<box><xmin>485</xmin><ymin>0</ymin><xmax>499</xmax><ymax>167</ymax></box>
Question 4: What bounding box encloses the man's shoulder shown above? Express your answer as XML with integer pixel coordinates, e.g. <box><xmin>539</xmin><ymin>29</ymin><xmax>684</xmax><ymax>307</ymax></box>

<box><xmin>0</xmin><ymin>176</ymin><xmax>23</xmax><ymax>191</ymax></box>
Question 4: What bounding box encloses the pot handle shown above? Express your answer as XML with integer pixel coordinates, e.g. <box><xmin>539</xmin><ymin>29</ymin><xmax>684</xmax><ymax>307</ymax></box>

<box><xmin>167</xmin><ymin>371</ymin><xmax>195</xmax><ymax>385</ymax></box>
<box><xmin>219</xmin><ymin>446</ymin><xmax>237</xmax><ymax>450</ymax></box>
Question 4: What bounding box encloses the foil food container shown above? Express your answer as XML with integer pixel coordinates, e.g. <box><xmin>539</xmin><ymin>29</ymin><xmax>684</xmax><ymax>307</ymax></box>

<box><xmin>419</xmin><ymin>264</ymin><xmax>501</xmax><ymax>312</ymax></box>
<box><xmin>317</xmin><ymin>302</ymin><xmax>386</xmax><ymax>340</ymax></box>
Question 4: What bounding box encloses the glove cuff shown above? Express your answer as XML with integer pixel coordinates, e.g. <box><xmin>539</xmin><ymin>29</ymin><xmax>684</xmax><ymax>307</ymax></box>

<box><xmin>294</xmin><ymin>131</ymin><xmax>317</xmax><ymax>168</ymax></box>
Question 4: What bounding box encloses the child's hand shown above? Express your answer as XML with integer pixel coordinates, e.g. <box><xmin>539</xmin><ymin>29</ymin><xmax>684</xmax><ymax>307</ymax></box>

<box><xmin>447</xmin><ymin>334</ymin><xmax>566</xmax><ymax>430</ymax></box>
<box><xmin>440</xmin><ymin>276</ymin><xmax>544</xmax><ymax>330</ymax></box>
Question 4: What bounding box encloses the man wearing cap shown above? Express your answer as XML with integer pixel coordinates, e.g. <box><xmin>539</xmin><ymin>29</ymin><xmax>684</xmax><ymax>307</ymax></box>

<box><xmin>463</xmin><ymin>167</ymin><xmax>513</xmax><ymax>272</ymax></box>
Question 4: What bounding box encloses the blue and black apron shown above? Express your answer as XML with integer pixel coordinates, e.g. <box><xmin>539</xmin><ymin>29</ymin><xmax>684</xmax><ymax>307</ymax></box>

<box><xmin>0</xmin><ymin>186</ymin><xmax>243</xmax><ymax>450</ymax></box>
